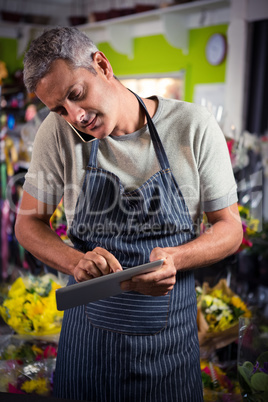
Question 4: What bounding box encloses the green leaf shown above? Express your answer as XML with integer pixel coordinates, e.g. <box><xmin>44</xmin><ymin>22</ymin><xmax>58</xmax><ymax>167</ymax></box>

<box><xmin>243</xmin><ymin>361</ymin><xmax>254</xmax><ymax>372</ymax></box>
<box><xmin>257</xmin><ymin>351</ymin><xmax>268</xmax><ymax>368</ymax></box>
<box><xmin>201</xmin><ymin>371</ymin><xmax>213</xmax><ymax>389</ymax></box>
<box><xmin>238</xmin><ymin>365</ymin><xmax>253</xmax><ymax>393</ymax></box>
<box><xmin>251</xmin><ymin>373</ymin><xmax>268</xmax><ymax>392</ymax></box>
<box><xmin>17</xmin><ymin>343</ymin><xmax>35</xmax><ymax>362</ymax></box>
<box><xmin>262</xmin><ymin>390</ymin><xmax>268</xmax><ymax>400</ymax></box>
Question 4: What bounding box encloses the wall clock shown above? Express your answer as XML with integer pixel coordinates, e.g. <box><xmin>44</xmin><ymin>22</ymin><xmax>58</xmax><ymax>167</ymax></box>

<box><xmin>205</xmin><ymin>33</ymin><xmax>227</xmax><ymax>66</ymax></box>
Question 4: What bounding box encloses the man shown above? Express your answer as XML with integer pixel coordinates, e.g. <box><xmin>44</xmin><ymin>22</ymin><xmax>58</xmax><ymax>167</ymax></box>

<box><xmin>15</xmin><ymin>27</ymin><xmax>242</xmax><ymax>401</ymax></box>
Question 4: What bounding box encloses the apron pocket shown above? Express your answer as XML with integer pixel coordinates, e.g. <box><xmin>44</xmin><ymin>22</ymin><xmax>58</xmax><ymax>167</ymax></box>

<box><xmin>84</xmin><ymin>291</ymin><xmax>170</xmax><ymax>335</ymax></box>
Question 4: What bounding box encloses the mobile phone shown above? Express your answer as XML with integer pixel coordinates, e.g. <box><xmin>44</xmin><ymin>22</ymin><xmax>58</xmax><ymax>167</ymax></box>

<box><xmin>67</xmin><ymin>121</ymin><xmax>98</xmax><ymax>143</ymax></box>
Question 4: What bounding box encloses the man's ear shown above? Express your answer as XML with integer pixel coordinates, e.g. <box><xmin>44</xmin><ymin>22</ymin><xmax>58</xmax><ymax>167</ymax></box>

<box><xmin>93</xmin><ymin>51</ymin><xmax>114</xmax><ymax>78</ymax></box>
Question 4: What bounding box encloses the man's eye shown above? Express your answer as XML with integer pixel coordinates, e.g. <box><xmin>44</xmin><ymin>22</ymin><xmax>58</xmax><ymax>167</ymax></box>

<box><xmin>69</xmin><ymin>92</ymin><xmax>81</xmax><ymax>101</ymax></box>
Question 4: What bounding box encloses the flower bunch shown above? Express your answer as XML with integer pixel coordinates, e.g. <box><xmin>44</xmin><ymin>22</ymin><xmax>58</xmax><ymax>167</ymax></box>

<box><xmin>0</xmin><ymin>339</ymin><xmax>57</xmax><ymax>363</ymax></box>
<box><xmin>198</xmin><ymin>283</ymin><xmax>251</xmax><ymax>333</ymax></box>
<box><xmin>0</xmin><ymin>274</ymin><xmax>63</xmax><ymax>335</ymax></box>
<box><xmin>50</xmin><ymin>198</ymin><xmax>68</xmax><ymax>241</ymax></box>
<box><xmin>0</xmin><ymin>359</ymin><xmax>55</xmax><ymax>396</ymax></box>
<box><xmin>197</xmin><ymin>280</ymin><xmax>251</xmax><ymax>350</ymax></box>
<box><xmin>201</xmin><ymin>359</ymin><xmax>241</xmax><ymax>399</ymax></box>
<box><xmin>0</xmin><ymin>337</ymin><xmax>58</xmax><ymax>396</ymax></box>
<box><xmin>20</xmin><ymin>378</ymin><xmax>50</xmax><ymax>396</ymax></box>
<box><xmin>237</xmin><ymin>204</ymin><xmax>259</xmax><ymax>253</ymax></box>
<box><xmin>238</xmin><ymin>352</ymin><xmax>268</xmax><ymax>402</ymax></box>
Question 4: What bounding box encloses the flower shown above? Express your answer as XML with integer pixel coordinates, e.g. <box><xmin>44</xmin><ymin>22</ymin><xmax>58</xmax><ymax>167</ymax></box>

<box><xmin>231</xmin><ymin>296</ymin><xmax>251</xmax><ymax>318</ymax></box>
<box><xmin>197</xmin><ymin>280</ymin><xmax>251</xmax><ymax>334</ymax></box>
<box><xmin>0</xmin><ymin>61</ymin><xmax>8</xmax><ymax>85</ymax></box>
<box><xmin>201</xmin><ymin>359</ymin><xmax>241</xmax><ymax>398</ymax></box>
<box><xmin>21</xmin><ymin>377</ymin><xmax>50</xmax><ymax>395</ymax></box>
<box><xmin>201</xmin><ymin>295</ymin><xmax>234</xmax><ymax>332</ymax></box>
<box><xmin>237</xmin><ymin>204</ymin><xmax>259</xmax><ymax>253</ymax></box>
<box><xmin>0</xmin><ymin>338</ymin><xmax>58</xmax><ymax>396</ymax></box>
<box><xmin>238</xmin><ymin>351</ymin><xmax>268</xmax><ymax>400</ymax></box>
<box><xmin>50</xmin><ymin>199</ymin><xmax>69</xmax><ymax>241</ymax></box>
<box><xmin>0</xmin><ymin>274</ymin><xmax>63</xmax><ymax>335</ymax></box>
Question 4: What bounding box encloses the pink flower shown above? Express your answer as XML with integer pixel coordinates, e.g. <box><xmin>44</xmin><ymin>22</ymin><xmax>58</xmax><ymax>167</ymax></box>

<box><xmin>226</xmin><ymin>140</ymin><xmax>235</xmax><ymax>158</ymax></box>
<box><xmin>44</xmin><ymin>345</ymin><xmax>57</xmax><ymax>359</ymax></box>
<box><xmin>203</xmin><ymin>366</ymin><xmax>211</xmax><ymax>376</ymax></box>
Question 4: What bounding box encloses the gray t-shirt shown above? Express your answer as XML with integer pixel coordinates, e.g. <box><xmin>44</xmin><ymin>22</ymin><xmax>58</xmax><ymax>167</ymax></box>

<box><xmin>23</xmin><ymin>96</ymin><xmax>237</xmax><ymax>231</ymax></box>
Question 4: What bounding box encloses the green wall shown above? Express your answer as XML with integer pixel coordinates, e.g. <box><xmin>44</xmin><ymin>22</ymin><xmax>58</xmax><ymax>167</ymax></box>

<box><xmin>0</xmin><ymin>24</ymin><xmax>227</xmax><ymax>101</ymax></box>
<box><xmin>98</xmin><ymin>24</ymin><xmax>228</xmax><ymax>102</ymax></box>
<box><xmin>0</xmin><ymin>37</ymin><xmax>24</xmax><ymax>79</ymax></box>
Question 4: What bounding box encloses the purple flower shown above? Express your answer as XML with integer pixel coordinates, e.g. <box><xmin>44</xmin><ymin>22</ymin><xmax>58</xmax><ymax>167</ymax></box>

<box><xmin>259</xmin><ymin>362</ymin><xmax>268</xmax><ymax>374</ymax></box>
<box><xmin>242</xmin><ymin>221</ymin><xmax>247</xmax><ymax>232</ymax></box>
<box><xmin>252</xmin><ymin>361</ymin><xmax>259</xmax><ymax>374</ymax></box>
<box><xmin>55</xmin><ymin>224</ymin><xmax>67</xmax><ymax>237</ymax></box>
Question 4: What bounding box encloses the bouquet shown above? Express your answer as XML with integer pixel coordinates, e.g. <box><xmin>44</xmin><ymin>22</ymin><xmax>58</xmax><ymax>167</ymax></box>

<box><xmin>201</xmin><ymin>359</ymin><xmax>241</xmax><ymax>401</ymax></box>
<box><xmin>0</xmin><ymin>274</ymin><xmax>64</xmax><ymax>336</ymax></box>
<box><xmin>238</xmin><ymin>317</ymin><xmax>268</xmax><ymax>401</ymax></box>
<box><xmin>0</xmin><ymin>335</ymin><xmax>58</xmax><ymax>395</ymax></box>
<box><xmin>197</xmin><ymin>279</ymin><xmax>251</xmax><ymax>350</ymax></box>
<box><xmin>238</xmin><ymin>352</ymin><xmax>268</xmax><ymax>402</ymax></box>
<box><xmin>50</xmin><ymin>198</ymin><xmax>69</xmax><ymax>242</ymax></box>
<box><xmin>237</xmin><ymin>204</ymin><xmax>259</xmax><ymax>253</ymax></box>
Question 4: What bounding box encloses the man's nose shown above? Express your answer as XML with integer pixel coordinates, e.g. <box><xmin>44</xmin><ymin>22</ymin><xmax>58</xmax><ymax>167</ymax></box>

<box><xmin>66</xmin><ymin>104</ymin><xmax>85</xmax><ymax>123</ymax></box>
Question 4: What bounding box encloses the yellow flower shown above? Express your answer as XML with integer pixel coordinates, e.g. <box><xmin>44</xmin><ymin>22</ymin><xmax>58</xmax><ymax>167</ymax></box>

<box><xmin>6</xmin><ymin>315</ymin><xmax>23</xmax><ymax>331</ymax></box>
<box><xmin>217</xmin><ymin>315</ymin><xmax>232</xmax><ymax>331</ymax></box>
<box><xmin>231</xmin><ymin>295</ymin><xmax>251</xmax><ymax>317</ymax></box>
<box><xmin>21</xmin><ymin>378</ymin><xmax>49</xmax><ymax>395</ymax></box>
<box><xmin>23</xmin><ymin>298</ymin><xmax>44</xmax><ymax>319</ymax></box>
<box><xmin>3</xmin><ymin>296</ymin><xmax>25</xmax><ymax>316</ymax></box>
<box><xmin>8</xmin><ymin>277</ymin><xmax>26</xmax><ymax>298</ymax></box>
<box><xmin>231</xmin><ymin>296</ymin><xmax>245</xmax><ymax>310</ymax></box>
<box><xmin>31</xmin><ymin>345</ymin><xmax>43</xmax><ymax>356</ymax></box>
<box><xmin>247</xmin><ymin>218</ymin><xmax>259</xmax><ymax>235</ymax></box>
<box><xmin>238</xmin><ymin>205</ymin><xmax>250</xmax><ymax>219</ymax></box>
<box><xmin>21</xmin><ymin>380</ymin><xmax>36</xmax><ymax>393</ymax></box>
<box><xmin>206</xmin><ymin>314</ymin><xmax>217</xmax><ymax>325</ymax></box>
<box><xmin>210</xmin><ymin>289</ymin><xmax>231</xmax><ymax>304</ymax></box>
<box><xmin>0</xmin><ymin>274</ymin><xmax>64</xmax><ymax>335</ymax></box>
<box><xmin>200</xmin><ymin>294</ymin><xmax>235</xmax><ymax>332</ymax></box>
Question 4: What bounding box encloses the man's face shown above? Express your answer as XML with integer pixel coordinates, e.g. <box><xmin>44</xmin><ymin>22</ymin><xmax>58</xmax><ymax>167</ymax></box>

<box><xmin>35</xmin><ymin>55</ymin><xmax>118</xmax><ymax>139</ymax></box>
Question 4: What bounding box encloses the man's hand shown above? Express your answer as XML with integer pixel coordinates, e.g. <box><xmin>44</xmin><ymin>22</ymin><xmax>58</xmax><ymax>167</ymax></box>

<box><xmin>74</xmin><ymin>247</ymin><xmax>122</xmax><ymax>282</ymax></box>
<box><xmin>120</xmin><ymin>247</ymin><xmax>176</xmax><ymax>296</ymax></box>
<box><xmin>120</xmin><ymin>203</ymin><xmax>243</xmax><ymax>297</ymax></box>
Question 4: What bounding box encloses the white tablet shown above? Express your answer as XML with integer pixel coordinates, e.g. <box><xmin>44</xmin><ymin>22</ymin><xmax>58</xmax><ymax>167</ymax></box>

<box><xmin>56</xmin><ymin>259</ymin><xmax>164</xmax><ymax>311</ymax></box>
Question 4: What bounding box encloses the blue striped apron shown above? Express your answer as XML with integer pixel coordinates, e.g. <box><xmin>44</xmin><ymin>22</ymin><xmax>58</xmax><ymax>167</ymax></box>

<box><xmin>54</xmin><ymin>94</ymin><xmax>203</xmax><ymax>401</ymax></box>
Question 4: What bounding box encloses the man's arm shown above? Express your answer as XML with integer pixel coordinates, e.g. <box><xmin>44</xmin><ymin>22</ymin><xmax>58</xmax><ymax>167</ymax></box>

<box><xmin>165</xmin><ymin>202</ymin><xmax>243</xmax><ymax>270</ymax></box>
<box><xmin>121</xmin><ymin>202</ymin><xmax>243</xmax><ymax>296</ymax></box>
<box><xmin>15</xmin><ymin>191</ymin><xmax>122</xmax><ymax>281</ymax></box>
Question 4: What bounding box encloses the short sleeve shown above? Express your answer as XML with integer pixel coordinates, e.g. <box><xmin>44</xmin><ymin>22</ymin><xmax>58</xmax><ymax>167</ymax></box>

<box><xmin>23</xmin><ymin>113</ymin><xmax>64</xmax><ymax>206</ymax></box>
<box><xmin>198</xmin><ymin>114</ymin><xmax>238</xmax><ymax>212</ymax></box>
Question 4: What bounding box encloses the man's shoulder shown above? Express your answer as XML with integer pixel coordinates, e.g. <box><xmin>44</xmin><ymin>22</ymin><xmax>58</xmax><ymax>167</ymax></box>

<box><xmin>154</xmin><ymin>96</ymin><xmax>213</xmax><ymax>138</ymax></box>
<box><xmin>158</xmin><ymin>96</ymin><xmax>211</xmax><ymax>120</ymax></box>
<box><xmin>40</xmin><ymin>111</ymin><xmax>67</xmax><ymax>130</ymax></box>
<box><xmin>35</xmin><ymin>111</ymin><xmax>74</xmax><ymax>147</ymax></box>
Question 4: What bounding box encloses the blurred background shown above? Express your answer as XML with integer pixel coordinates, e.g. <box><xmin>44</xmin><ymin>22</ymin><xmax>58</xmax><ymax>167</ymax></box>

<box><xmin>0</xmin><ymin>0</ymin><xmax>268</xmax><ymax>400</ymax></box>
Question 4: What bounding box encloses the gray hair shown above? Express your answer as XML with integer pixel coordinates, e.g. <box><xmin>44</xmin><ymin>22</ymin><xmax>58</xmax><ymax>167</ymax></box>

<box><xmin>23</xmin><ymin>27</ymin><xmax>99</xmax><ymax>93</ymax></box>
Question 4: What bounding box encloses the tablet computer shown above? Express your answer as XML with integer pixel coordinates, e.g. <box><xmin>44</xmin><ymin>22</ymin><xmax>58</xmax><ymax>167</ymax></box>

<box><xmin>56</xmin><ymin>259</ymin><xmax>164</xmax><ymax>311</ymax></box>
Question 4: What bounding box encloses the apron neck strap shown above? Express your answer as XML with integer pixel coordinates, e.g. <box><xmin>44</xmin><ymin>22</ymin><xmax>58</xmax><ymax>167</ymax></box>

<box><xmin>131</xmin><ymin>91</ymin><xmax>170</xmax><ymax>170</ymax></box>
<box><xmin>88</xmin><ymin>138</ymin><xmax>99</xmax><ymax>167</ymax></box>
